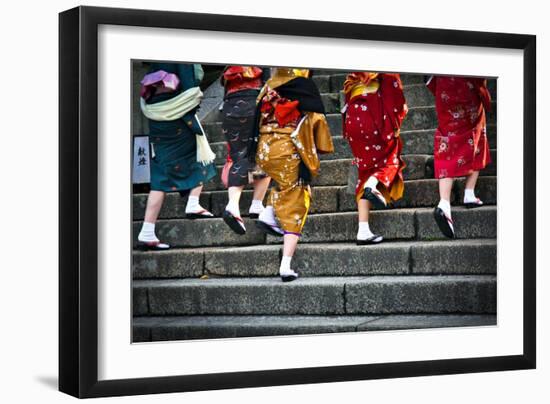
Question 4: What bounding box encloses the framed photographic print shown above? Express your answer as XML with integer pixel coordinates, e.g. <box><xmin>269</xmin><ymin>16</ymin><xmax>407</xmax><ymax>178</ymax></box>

<box><xmin>59</xmin><ymin>5</ymin><xmax>536</xmax><ymax>398</ymax></box>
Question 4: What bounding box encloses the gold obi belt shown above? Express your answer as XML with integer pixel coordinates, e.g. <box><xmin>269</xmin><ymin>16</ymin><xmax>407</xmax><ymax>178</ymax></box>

<box><xmin>348</xmin><ymin>79</ymin><xmax>380</xmax><ymax>100</ymax></box>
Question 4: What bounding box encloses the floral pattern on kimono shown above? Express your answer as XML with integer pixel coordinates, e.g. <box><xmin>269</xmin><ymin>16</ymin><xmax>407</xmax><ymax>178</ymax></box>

<box><xmin>256</xmin><ymin>87</ymin><xmax>333</xmax><ymax>235</ymax></box>
<box><xmin>427</xmin><ymin>75</ymin><xmax>491</xmax><ymax>179</ymax></box>
<box><xmin>343</xmin><ymin>72</ymin><xmax>408</xmax><ymax>202</ymax></box>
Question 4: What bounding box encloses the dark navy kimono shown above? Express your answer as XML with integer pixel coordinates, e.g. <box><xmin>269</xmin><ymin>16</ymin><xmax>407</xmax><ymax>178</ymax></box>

<box><xmin>145</xmin><ymin>63</ymin><xmax>216</xmax><ymax>193</ymax></box>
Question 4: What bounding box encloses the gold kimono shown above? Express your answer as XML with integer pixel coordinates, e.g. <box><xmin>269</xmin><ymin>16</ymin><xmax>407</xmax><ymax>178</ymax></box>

<box><xmin>256</xmin><ymin>68</ymin><xmax>334</xmax><ymax>235</ymax></box>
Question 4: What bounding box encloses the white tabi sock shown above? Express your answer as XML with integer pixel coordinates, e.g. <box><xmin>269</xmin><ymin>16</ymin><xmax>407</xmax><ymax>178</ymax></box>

<box><xmin>138</xmin><ymin>222</ymin><xmax>159</xmax><ymax>243</ymax></box>
<box><xmin>280</xmin><ymin>256</ymin><xmax>298</xmax><ymax>277</ymax></box>
<box><xmin>249</xmin><ymin>199</ymin><xmax>265</xmax><ymax>215</ymax></box>
<box><xmin>357</xmin><ymin>221</ymin><xmax>375</xmax><ymax>240</ymax></box>
<box><xmin>365</xmin><ymin>176</ymin><xmax>379</xmax><ymax>190</ymax></box>
<box><xmin>225</xmin><ymin>200</ymin><xmax>241</xmax><ymax>217</ymax></box>
<box><xmin>259</xmin><ymin>205</ymin><xmax>277</xmax><ymax>225</ymax></box>
<box><xmin>464</xmin><ymin>188</ymin><xmax>480</xmax><ymax>204</ymax></box>
<box><xmin>437</xmin><ymin>199</ymin><xmax>452</xmax><ymax>218</ymax></box>
<box><xmin>185</xmin><ymin>195</ymin><xmax>201</xmax><ymax>213</ymax></box>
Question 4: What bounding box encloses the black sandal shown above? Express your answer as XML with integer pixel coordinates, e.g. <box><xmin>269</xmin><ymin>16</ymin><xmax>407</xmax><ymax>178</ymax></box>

<box><xmin>281</xmin><ymin>271</ymin><xmax>299</xmax><ymax>282</ymax></box>
<box><xmin>363</xmin><ymin>187</ymin><xmax>387</xmax><ymax>209</ymax></box>
<box><xmin>185</xmin><ymin>209</ymin><xmax>214</xmax><ymax>219</ymax></box>
<box><xmin>136</xmin><ymin>240</ymin><xmax>170</xmax><ymax>251</ymax></box>
<box><xmin>433</xmin><ymin>207</ymin><xmax>455</xmax><ymax>238</ymax></box>
<box><xmin>356</xmin><ymin>234</ymin><xmax>383</xmax><ymax>245</ymax></box>
<box><xmin>222</xmin><ymin>210</ymin><xmax>246</xmax><ymax>235</ymax></box>
<box><xmin>464</xmin><ymin>198</ymin><xmax>484</xmax><ymax>209</ymax></box>
<box><xmin>255</xmin><ymin>220</ymin><xmax>284</xmax><ymax>237</ymax></box>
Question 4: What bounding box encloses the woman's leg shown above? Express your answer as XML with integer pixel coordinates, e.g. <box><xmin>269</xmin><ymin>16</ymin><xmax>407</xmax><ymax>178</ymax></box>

<box><xmin>222</xmin><ymin>185</ymin><xmax>247</xmax><ymax>234</ymax></box>
<box><xmin>357</xmin><ymin>198</ymin><xmax>381</xmax><ymax>244</ymax></box>
<box><xmin>138</xmin><ymin>190</ymin><xmax>169</xmax><ymax>249</ymax></box>
<box><xmin>282</xmin><ymin>234</ymin><xmax>300</xmax><ymax>257</ymax></box>
<box><xmin>280</xmin><ymin>233</ymin><xmax>300</xmax><ymax>281</ymax></box>
<box><xmin>252</xmin><ymin>176</ymin><xmax>271</xmax><ymax>201</ymax></box>
<box><xmin>227</xmin><ymin>185</ymin><xmax>245</xmax><ymax>216</ymax></box>
<box><xmin>185</xmin><ymin>185</ymin><xmax>213</xmax><ymax>217</ymax></box>
<box><xmin>463</xmin><ymin>171</ymin><xmax>483</xmax><ymax>207</ymax></box>
<box><xmin>434</xmin><ymin>177</ymin><xmax>455</xmax><ymax>238</ymax></box>
<box><xmin>249</xmin><ymin>176</ymin><xmax>271</xmax><ymax>217</ymax></box>
<box><xmin>189</xmin><ymin>185</ymin><xmax>203</xmax><ymax>198</ymax></box>
<box><xmin>464</xmin><ymin>170</ymin><xmax>480</xmax><ymax>190</ymax></box>
<box><xmin>143</xmin><ymin>190</ymin><xmax>165</xmax><ymax>224</ymax></box>
<box><xmin>438</xmin><ymin>177</ymin><xmax>454</xmax><ymax>202</ymax></box>
<box><xmin>358</xmin><ymin>198</ymin><xmax>370</xmax><ymax>223</ymax></box>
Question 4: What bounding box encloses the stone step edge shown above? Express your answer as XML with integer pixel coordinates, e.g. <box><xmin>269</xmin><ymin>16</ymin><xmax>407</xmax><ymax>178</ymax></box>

<box><xmin>134</xmin><ymin>274</ymin><xmax>496</xmax><ymax>287</ymax></box>
<box><xmin>132</xmin><ymin>314</ymin><xmax>497</xmax><ymax>342</ymax></box>
<box><xmin>132</xmin><ymin>238</ymin><xmax>496</xmax><ymax>255</ymax></box>
<box><xmin>134</xmin><ymin>275</ymin><xmax>496</xmax><ymax>316</ymax></box>
<box><xmin>132</xmin><ymin>204</ymin><xmax>497</xmax><ymax>223</ymax></box>
<box><xmin>132</xmin><ymin>238</ymin><xmax>497</xmax><ymax>279</ymax></box>
<box><xmin>133</xmin><ymin>176</ymin><xmax>497</xmax><ymax>198</ymax></box>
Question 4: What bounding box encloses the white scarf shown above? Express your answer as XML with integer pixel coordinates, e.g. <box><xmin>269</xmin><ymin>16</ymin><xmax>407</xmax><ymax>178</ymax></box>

<box><xmin>140</xmin><ymin>86</ymin><xmax>203</xmax><ymax>121</ymax></box>
<box><xmin>140</xmin><ymin>86</ymin><xmax>216</xmax><ymax>165</ymax></box>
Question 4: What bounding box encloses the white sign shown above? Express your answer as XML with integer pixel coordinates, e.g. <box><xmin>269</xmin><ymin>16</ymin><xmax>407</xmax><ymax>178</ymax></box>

<box><xmin>132</xmin><ymin>136</ymin><xmax>150</xmax><ymax>184</ymax></box>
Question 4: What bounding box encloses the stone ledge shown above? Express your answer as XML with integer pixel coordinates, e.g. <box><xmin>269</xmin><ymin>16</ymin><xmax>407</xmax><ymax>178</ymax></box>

<box><xmin>132</xmin><ymin>313</ymin><xmax>497</xmax><ymax>342</ymax></box>
<box><xmin>134</xmin><ymin>275</ymin><xmax>496</xmax><ymax>316</ymax></box>
<box><xmin>132</xmin><ymin>239</ymin><xmax>496</xmax><ymax>279</ymax></box>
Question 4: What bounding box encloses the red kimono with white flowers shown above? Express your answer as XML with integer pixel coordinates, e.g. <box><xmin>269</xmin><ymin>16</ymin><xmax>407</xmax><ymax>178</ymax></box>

<box><xmin>343</xmin><ymin>73</ymin><xmax>408</xmax><ymax>202</ymax></box>
<box><xmin>427</xmin><ymin>76</ymin><xmax>491</xmax><ymax>179</ymax></box>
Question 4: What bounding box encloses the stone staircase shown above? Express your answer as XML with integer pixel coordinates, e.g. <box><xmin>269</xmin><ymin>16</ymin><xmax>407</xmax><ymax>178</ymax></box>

<box><xmin>132</xmin><ymin>71</ymin><xmax>497</xmax><ymax>342</ymax></box>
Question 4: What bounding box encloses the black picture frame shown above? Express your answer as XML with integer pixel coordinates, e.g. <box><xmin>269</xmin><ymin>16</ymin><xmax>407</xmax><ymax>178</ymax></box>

<box><xmin>59</xmin><ymin>5</ymin><xmax>536</xmax><ymax>398</ymax></box>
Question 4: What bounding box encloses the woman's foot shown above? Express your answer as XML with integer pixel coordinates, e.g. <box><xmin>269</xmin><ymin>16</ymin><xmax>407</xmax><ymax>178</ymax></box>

<box><xmin>222</xmin><ymin>210</ymin><xmax>246</xmax><ymax>235</ymax></box>
<box><xmin>280</xmin><ymin>268</ymin><xmax>299</xmax><ymax>282</ymax></box>
<box><xmin>248</xmin><ymin>199</ymin><xmax>265</xmax><ymax>219</ymax></box>
<box><xmin>362</xmin><ymin>177</ymin><xmax>387</xmax><ymax>209</ymax></box>
<box><xmin>280</xmin><ymin>256</ymin><xmax>299</xmax><ymax>282</ymax></box>
<box><xmin>223</xmin><ymin>200</ymin><xmax>246</xmax><ymax>234</ymax></box>
<box><xmin>357</xmin><ymin>235</ymin><xmax>383</xmax><ymax>245</ymax></box>
<box><xmin>255</xmin><ymin>206</ymin><xmax>284</xmax><ymax>237</ymax></box>
<box><xmin>185</xmin><ymin>209</ymin><xmax>214</xmax><ymax>219</ymax></box>
<box><xmin>433</xmin><ymin>199</ymin><xmax>455</xmax><ymax>238</ymax></box>
<box><xmin>136</xmin><ymin>240</ymin><xmax>170</xmax><ymax>251</ymax></box>
<box><xmin>185</xmin><ymin>195</ymin><xmax>214</xmax><ymax>219</ymax></box>
<box><xmin>137</xmin><ymin>222</ymin><xmax>170</xmax><ymax>250</ymax></box>
<box><xmin>464</xmin><ymin>189</ymin><xmax>483</xmax><ymax>209</ymax></box>
<box><xmin>356</xmin><ymin>221</ymin><xmax>383</xmax><ymax>245</ymax></box>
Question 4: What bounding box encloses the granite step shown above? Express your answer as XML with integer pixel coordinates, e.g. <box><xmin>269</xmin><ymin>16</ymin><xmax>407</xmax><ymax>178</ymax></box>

<box><xmin>198</xmin><ymin>151</ymin><xmax>495</xmax><ymax>192</ymax></box>
<box><xmin>265</xmin><ymin>206</ymin><xmax>496</xmax><ymax>245</ymax></box>
<box><xmin>202</xmin><ymin>104</ymin><xmax>497</xmax><ymax>143</ymax></box>
<box><xmin>132</xmin><ymin>313</ymin><xmax>497</xmax><ymax>342</ymax></box>
<box><xmin>132</xmin><ymin>206</ymin><xmax>497</xmax><ymax>248</ymax></box>
<box><xmin>133</xmin><ymin>176</ymin><xmax>497</xmax><ymax>220</ymax></box>
<box><xmin>133</xmin><ymin>275</ymin><xmax>496</xmax><ymax>316</ymax></box>
<box><xmin>208</xmin><ymin>125</ymin><xmax>497</xmax><ymax>165</ymax></box>
<box><xmin>132</xmin><ymin>239</ymin><xmax>496</xmax><ymax>279</ymax></box>
<box><xmin>198</xmin><ymin>157</ymin><xmax>418</xmax><ymax>192</ymax></box>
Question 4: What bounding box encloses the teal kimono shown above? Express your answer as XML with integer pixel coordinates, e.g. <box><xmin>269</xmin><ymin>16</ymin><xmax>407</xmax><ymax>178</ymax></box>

<box><xmin>145</xmin><ymin>63</ymin><xmax>216</xmax><ymax>193</ymax></box>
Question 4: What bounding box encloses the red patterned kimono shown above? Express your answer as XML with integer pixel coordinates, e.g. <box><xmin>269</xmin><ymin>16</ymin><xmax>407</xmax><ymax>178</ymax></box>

<box><xmin>427</xmin><ymin>76</ymin><xmax>491</xmax><ymax>179</ymax></box>
<box><xmin>343</xmin><ymin>72</ymin><xmax>408</xmax><ymax>202</ymax></box>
